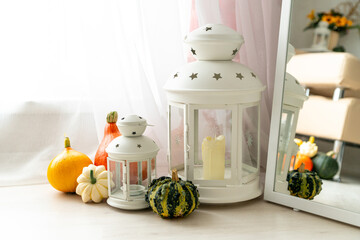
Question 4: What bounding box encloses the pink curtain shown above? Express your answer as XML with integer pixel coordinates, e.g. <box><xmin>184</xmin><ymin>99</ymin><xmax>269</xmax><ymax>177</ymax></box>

<box><xmin>191</xmin><ymin>0</ymin><xmax>282</xmax><ymax>168</ymax></box>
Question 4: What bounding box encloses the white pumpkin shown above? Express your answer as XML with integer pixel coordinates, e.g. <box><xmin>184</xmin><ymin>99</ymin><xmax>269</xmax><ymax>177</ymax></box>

<box><xmin>76</xmin><ymin>164</ymin><xmax>114</xmax><ymax>203</ymax></box>
<box><xmin>299</xmin><ymin>136</ymin><xmax>318</xmax><ymax>158</ymax></box>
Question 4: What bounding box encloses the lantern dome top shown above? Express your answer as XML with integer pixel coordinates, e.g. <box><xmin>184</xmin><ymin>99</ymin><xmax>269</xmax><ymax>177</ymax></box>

<box><xmin>185</xmin><ymin>24</ymin><xmax>244</xmax><ymax>61</ymax></box>
<box><xmin>185</xmin><ymin>23</ymin><xmax>243</xmax><ymax>43</ymax></box>
<box><xmin>165</xmin><ymin>60</ymin><xmax>264</xmax><ymax>93</ymax></box>
<box><xmin>284</xmin><ymin>45</ymin><xmax>308</xmax><ymax>108</ymax></box>
<box><xmin>106</xmin><ymin>115</ymin><xmax>159</xmax><ymax>160</ymax></box>
<box><xmin>117</xmin><ymin>114</ymin><xmax>149</xmax><ymax>137</ymax></box>
<box><xmin>164</xmin><ymin>24</ymin><xmax>265</xmax><ymax>104</ymax></box>
<box><xmin>286</xmin><ymin>44</ymin><xmax>295</xmax><ymax>64</ymax></box>
<box><xmin>318</xmin><ymin>21</ymin><xmax>329</xmax><ymax>29</ymax></box>
<box><xmin>284</xmin><ymin>72</ymin><xmax>308</xmax><ymax>106</ymax></box>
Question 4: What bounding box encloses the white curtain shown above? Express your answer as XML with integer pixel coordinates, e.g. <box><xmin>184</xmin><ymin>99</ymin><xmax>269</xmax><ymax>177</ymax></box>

<box><xmin>0</xmin><ymin>0</ymin><xmax>281</xmax><ymax>186</ymax></box>
<box><xmin>0</xmin><ymin>0</ymin><xmax>191</xmax><ymax>186</ymax></box>
<box><xmin>192</xmin><ymin>0</ymin><xmax>282</xmax><ymax>169</ymax></box>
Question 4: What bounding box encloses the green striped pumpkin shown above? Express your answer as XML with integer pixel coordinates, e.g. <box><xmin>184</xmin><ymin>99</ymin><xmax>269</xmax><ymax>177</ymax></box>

<box><xmin>145</xmin><ymin>169</ymin><xmax>199</xmax><ymax>218</ymax></box>
<box><xmin>286</xmin><ymin>164</ymin><xmax>322</xmax><ymax>200</ymax></box>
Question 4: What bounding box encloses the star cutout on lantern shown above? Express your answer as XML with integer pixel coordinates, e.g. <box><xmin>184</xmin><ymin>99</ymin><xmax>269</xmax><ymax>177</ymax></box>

<box><xmin>137</xmin><ymin>144</ymin><xmax>142</xmax><ymax>148</ymax></box>
<box><xmin>173</xmin><ymin>72</ymin><xmax>178</xmax><ymax>78</ymax></box>
<box><xmin>189</xmin><ymin>73</ymin><xmax>198</xmax><ymax>80</ymax></box>
<box><xmin>295</xmin><ymin>79</ymin><xmax>300</xmax><ymax>85</ymax></box>
<box><xmin>236</xmin><ymin>73</ymin><xmax>244</xmax><ymax>80</ymax></box>
<box><xmin>132</xmin><ymin>132</ymin><xmax>136</xmax><ymax>135</ymax></box>
<box><xmin>205</xmin><ymin>27</ymin><xmax>212</xmax><ymax>31</ymax></box>
<box><xmin>213</xmin><ymin>73</ymin><xmax>222</xmax><ymax>80</ymax></box>
<box><xmin>191</xmin><ymin>48</ymin><xmax>196</xmax><ymax>55</ymax></box>
<box><xmin>246</xmin><ymin>132</ymin><xmax>253</xmax><ymax>147</ymax></box>
<box><xmin>116</xmin><ymin>144</ymin><xmax>119</xmax><ymax>148</ymax></box>
<box><xmin>232</xmin><ymin>48</ymin><xmax>238</xmax><ymax>55</ymax></box>
<box><xmin>121</xmin><ymin>117</ymin><xmax>125</xmax><ymax>120</ymax></box>
<box><xmin>175</xmin><ymin>135</ymin><xmax>181</xmax><ymax>145</ymax></box>
<box><xmin>251</xmin><ymin>72</ymin><xmax>256</xmax><ymax>78</ymax></box>
<box><xmin>139</xmin><ymin>116</ymin><xmax>142</xmax><ymax>119</ymax></box>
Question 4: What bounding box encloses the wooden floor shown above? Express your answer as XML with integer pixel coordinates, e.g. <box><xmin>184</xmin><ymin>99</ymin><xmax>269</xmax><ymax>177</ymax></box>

<box><xmin>0</xmin><ymin>184</ymin><xmax>359</xmax><ymax>240</ymax></box>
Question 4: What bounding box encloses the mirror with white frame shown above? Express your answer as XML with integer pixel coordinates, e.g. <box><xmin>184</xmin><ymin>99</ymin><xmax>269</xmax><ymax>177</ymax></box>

<box><xmin>265</xmin><ymin>0</ymin><xmax>360</xmax><ymax>227</ymax></box>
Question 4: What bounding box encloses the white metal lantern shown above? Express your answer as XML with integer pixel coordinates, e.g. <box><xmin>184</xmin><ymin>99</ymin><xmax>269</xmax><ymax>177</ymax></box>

<box><xmin>311</xmin><ymin>21</ymin><xmax>331</xmax><ymax>51</ymax></box>
<box><xmin>106</xmin><ymin>115</ymin><xmax>159</xmax><ymax>210</ymax></box>
<box><xmin>164</xmin><ymin>24</ymin><xmax>265</xmax><ymax>204</ymax></box>
<box><xmin>275</xmin><ymin>44</ymin><xmax>308</xmax><ymax>194</ymax></box>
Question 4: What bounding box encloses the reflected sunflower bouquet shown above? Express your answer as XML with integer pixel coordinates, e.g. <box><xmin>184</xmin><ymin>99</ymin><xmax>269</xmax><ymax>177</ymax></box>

<box><xmin>304</xmin><ymin>9</ymin><xmax>354</xmax><ymax>35</ymax></box>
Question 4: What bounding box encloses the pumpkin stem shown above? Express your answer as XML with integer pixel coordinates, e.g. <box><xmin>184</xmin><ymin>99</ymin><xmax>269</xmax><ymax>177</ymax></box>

<box><xmin>298</xmin><ymin>163</ymin><xmax>306</xmax><ymax>173</ymax></box>
<box><xmin>309</xmin><ymin>136</ymin><xmax>315</xmax><ymax>144</ymax></box>
<box><xmin>106</xmin><ymin>111</ymin><xmax>118</xmax><ymax>123</ymax></box>
<box><xmin>172</xmin><ymin>169</ymin><xmax>179</xmax><ymax>182</ymax></box>
<box><xmin>64</xmin><ymin>137</ymin><xmax>71</xmax><ymax>148</ymax></box>
<box><xmin>90</xmin><ymin>170</ymin><xmax>97</xmax><ymax>184</ymax></box>
<box><xmin>326</xmin><ymin>151</ymin><xmax>336</xmax><ymax>158</ymax></box>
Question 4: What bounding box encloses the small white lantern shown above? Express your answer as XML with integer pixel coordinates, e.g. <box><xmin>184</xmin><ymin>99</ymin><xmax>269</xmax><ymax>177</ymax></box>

<box><xmin>311</xmin><ymin>21</ymin><xmax>331</xmax><ymax>51</ymax></box>
<box><xmin>164</xmin><ymin>24</ymin><xmax>265</xmax><ymax>204</ymax></box>
<box><xmin>106</xmin><ymin>115</ymin><xmax>159</xmax><ymax>210</ymax></box>
<box><xmin>275</xmin><ymin>44</ymin><xmax>308</xmax><ymax>194</ymax></box>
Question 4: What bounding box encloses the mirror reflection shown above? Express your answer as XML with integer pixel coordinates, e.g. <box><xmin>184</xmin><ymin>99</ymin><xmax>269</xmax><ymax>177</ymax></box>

<box><xmin>275</xmin><ymin>0</ymin><xmax>360</xmax><ymax>214</ymax></box>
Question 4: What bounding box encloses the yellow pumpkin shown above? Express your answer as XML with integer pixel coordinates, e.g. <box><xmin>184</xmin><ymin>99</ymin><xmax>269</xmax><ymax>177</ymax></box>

<box><xmin>47</xmin><ymin>137</ymin><xmax>92</xmax><ymax>193</ymax></box>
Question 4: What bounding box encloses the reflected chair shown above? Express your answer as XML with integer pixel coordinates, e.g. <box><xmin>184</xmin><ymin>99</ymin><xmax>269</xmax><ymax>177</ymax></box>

<box><xmin>287</xmin><ymin>52</ymin><xmax>360</xmax><ymax>180</ymax></box>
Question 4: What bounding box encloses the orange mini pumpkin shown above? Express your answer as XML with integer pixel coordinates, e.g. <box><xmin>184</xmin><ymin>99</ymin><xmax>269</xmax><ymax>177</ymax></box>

<box><xmin>294</xmin><ymin>153</ymin><xmax>313</xmax><ymax>171</ymax></box>
<box><xmin>94</xmin><ymin>111</ymin><xmax>121</xmax><ymax>169</ymax></box>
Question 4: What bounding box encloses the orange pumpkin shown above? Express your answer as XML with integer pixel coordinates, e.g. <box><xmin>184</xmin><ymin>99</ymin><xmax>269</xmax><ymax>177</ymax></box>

<box><xmin>94</xmin><ymin>111</ymin><xmax>121</xmax><ymax>169</ymax></box>
<box><xmin>128</xmin><ymin>158</ymin><xmax>155</xmax><ymax>184</ymax></box>
<box><xmin>111</xmin><ymin>160</ymin><xmax>154</xmax><ymax>185</ymax></box>
<box><xmin>294</xmin><ymin>153</ymin><xmax>313</xmax><ymax>171</ymax></box>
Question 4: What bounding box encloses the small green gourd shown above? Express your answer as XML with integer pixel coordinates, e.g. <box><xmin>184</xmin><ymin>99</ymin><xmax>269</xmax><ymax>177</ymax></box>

<box><xmin>145</xmin><ymin>169</ymin><xmax>199</xmax><ymax>218</ymax></box>
<box><xmin>286</xmin><ymin>163</ymin><xmax>322</xmax><ymax>200</ymax></box>
<box><xmin>312</xmin><ymin>151</ymin><xmax>339</xmax><ymax>180</ymax></box>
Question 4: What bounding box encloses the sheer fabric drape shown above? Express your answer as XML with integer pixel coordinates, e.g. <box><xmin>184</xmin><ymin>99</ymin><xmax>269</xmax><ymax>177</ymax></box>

<box><xmin>0</xmin><ymin>0</ymin><xmax>191</xmax><ymax>186</ymax></box>
<box><xmin>0</xmin><ymin>0</ymin><xmax>281</xmax><ymax>186</ymax></box>
<box><xmin>192</xmin><ymin>0</ymin><xmax>282</xmax><ymax>168</ymax></box>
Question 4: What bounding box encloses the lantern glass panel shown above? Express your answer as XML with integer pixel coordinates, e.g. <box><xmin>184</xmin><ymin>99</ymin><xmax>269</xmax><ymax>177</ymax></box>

<box><xmin>169</xmin><ymin>105</ymin><xmax>185</xmax><ymax>174</ymax></box>
<box><xmin>277</xmin><ymin>110</ymin><xmax>295</xmax><ymax>174</ymax></box>
<box><xmin>279</xmin><ymin>110</ymin><xmax>294</xmax><ymax>152</ymax></box>
<box><xmin>194</xmin><ymin>109</ymin><xmax>232</xmax><ymax>180</ymax></box>
<box><xmin>242</xmin><ymin>105</ymin><xmax>259</xmax><ymax>182</ymax></box>
<box><xmin>125</xmin><ymin>159</ymin><xmax>150</xmax><ymax>200</ymax></box>
<box><xmin>108</xmin><ymin>160</ymin><xmax>124</xmax><ymax>199</ymax></box>
<box><xmin>151</xmin><ymin>157</ymin><xmax>156</xmax><ymax>180</ymax></box>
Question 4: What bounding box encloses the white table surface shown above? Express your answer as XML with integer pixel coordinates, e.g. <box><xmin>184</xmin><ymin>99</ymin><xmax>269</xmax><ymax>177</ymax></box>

<box><xmin>0</xmin><ymin>184</ymin><xmax>359</xmax><ymax>240</ymax></box>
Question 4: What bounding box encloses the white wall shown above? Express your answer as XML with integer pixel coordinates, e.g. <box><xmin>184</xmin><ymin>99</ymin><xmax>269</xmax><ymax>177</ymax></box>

<box><xmin>290</xmin><ymin>0</ymin><xmax>360</xmax><ymax>58</ymax></box>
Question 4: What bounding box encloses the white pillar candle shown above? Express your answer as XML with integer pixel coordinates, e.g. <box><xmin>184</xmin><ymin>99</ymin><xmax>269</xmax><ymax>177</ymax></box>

<box><xmin>202</xmin><ymin>135</ymin><xmax>225</xmax><ymax>180</ymax></box>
